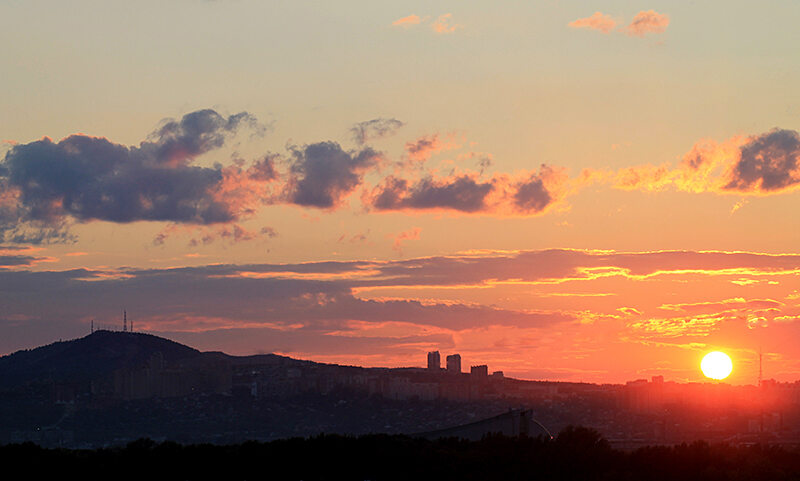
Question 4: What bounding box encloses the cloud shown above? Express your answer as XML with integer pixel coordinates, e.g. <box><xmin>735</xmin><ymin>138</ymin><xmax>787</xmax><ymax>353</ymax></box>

<box><xmin>404</xmin><ymin>133</ymin><xmax>459</xmax><ymax>165</ymax></box>
<box><xmin>143</xmin><ymin>109</ymin><xmax>264</xmax><ymax>166</ymax></box>
<box><xmin>625</xmin><ymin>10</ymin><xmax>669</xmax><ymax>37</ymax></box>
<box><xmin>355</xmin><ymin>249</ymin><xmax>800</xmax><ymax>289</ymax></box>
<box><xmin>391</xmin><ymin>14</ymin><xmax>423</xmax><ymax>28</ymax></box>
<box><xmin>0</xmin><ymin>254</ymin><xmax>49</xmax><ymax>269</ymax></box>
<box><xmin>367</xmin><ymin>174</ymin><xmax>494</xmax><ymax>213</ymax></box>
<box><xmin>612</xmin><ymin>128</ymin><xmax>800</xmax><ymax>196</ymax></box>
<box><xmin>568</xmin><ymin>12</ymin><xmax>617</xmax><ymax>34</ymax></box>
<box><xmin>350</xmin><ymin>118</ymin><xmax>405</xmax><ymax>145</ymax></box>
<box><xmin>0</xmin><ymin>261</ymin><xmax>571</xmax><ymax>346</ymax></box>
<box><xmin>391</xmin><ymin>227</ymin><xmax>421</xmax><ymax>254</ymax></box>
<box><xmin>365</xmin><ymin>166</ymin><xmax>568</xmax><ymax>216</ymax></box>
<box><xmin>511</xmin><ymin>167</ymin><xmax>562</xmax><ymax>214</ymax></box>
<box><xmin>430</xmin><ymin>13</ymin><xmax>461</xmax><ymax>34</ymax></box>
<box><xmin>3</xmin><ymin>248</ymin><xmax>800</xmax><ymax>377</ymax></box>
<box><xmin>657</xmin><ymin>297</ymin><xmax>783</xmax><ymax>314</ymax></box>
<box><xmin>391</xmin><ymin>13</ymin><xmax>461</xmax><ymax>34</ymax></box>
<box><xmin>285</xmin><ymin>141</ymin><xmax>382</xmax><ymax>209</ymax></box>
<box><xmin>569</xmin><ymin>10</ymin><xmax>668</xmax><ymax>37</ymax></box>
<box><xmin>723</xmin><ymin>129</ymin><xmax>800</xmax><ymax>193</ymax></box>
<box><xmin>0</xmin><ymin>109</ymin><xmax>269</xmax><ymax>243</ymax></box>
<box><xmin>338</xmin><ymin>230</ymin><xmax>369</xmax><ymax>244</ymax></box>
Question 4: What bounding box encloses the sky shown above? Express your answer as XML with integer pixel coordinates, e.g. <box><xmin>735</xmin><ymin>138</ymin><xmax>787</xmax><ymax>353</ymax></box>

<box><xmin>1</xmin><ymin>0</ymin><xmax>799</xmax><ymax>385</ymax></box>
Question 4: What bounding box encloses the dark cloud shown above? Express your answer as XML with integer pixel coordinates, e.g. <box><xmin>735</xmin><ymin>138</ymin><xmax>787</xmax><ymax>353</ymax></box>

<box><xmin>350</xmin><ymin>118</ymin><xmax>405</xmax><ymax>145</ymax></box>
<box><xmin>3</xmin><ymin>248</ymin><xmax>800</xmax><ymax>355</ymax></box>
<box><xmin>477</xmin><ymin>155</ymin><xmax>492</xmax><ymax>174</ymax></box>
<box><xmin>0</xmin><ymin>255</ymin><xmax>41</xmax><ymax>269</ymax></box>
<box><xmin>724</xmin><ymin>129</ymin><xmax>800</xmax><ymax>192</ymax></box>
<box><xmin>247</xmin><ymin>154</ymin><xmax>279</xmax><ymax>182</ymax></box>
<box><xmin>0</xmin><ymin>109</ymin><xmax>266</xmax><ymax>243</ymax></box>
<box><xmin>286</xmin><ymin>141</ymin><xmax>382</xmax><ymax>208</ymax></box>
<box><xmin>143</xmin><ymin>109</ymin><xmax>264</xmax><ymax>166</ymax></box>
<box><xmin>0</xmin><ymin>261</ymin><xmax>567</xmax><ymax>354</ymax></box>
<box><xmin>513</xmin><ymin>173</ymin><xmax>553</xmax><ymax>213</ymax></box>
<box><xmin>260</xmin><ymin>226</ymin><xmax>278</xmax><ymax>238</ymax></box>
<box><xmin>368</xmin><ymin>175</ymin><xmax>494</xmax><ymax>212</ymax></box>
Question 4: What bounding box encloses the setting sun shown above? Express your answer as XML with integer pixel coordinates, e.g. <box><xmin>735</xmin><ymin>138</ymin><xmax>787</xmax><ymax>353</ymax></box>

<box><xmin>701</xmin><ymin>351</ymin><xmax>733</xmax><ymax>380</ymax></box>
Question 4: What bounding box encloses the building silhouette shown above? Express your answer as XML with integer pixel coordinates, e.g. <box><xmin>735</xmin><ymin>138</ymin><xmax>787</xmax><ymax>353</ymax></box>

<box><xmin>427</xmin><ymin>351</ymin><xmax>441</xmax><ymax>371</ymax></box>
<box><xmin>471</xmin><ymin>365</ymin><xmax>488</xmax><ymax>377</ymax></box>
<box><xmin>446</xmin><ymin>354</ymin><xmax>461</xmax><ymax>374</ymax></box>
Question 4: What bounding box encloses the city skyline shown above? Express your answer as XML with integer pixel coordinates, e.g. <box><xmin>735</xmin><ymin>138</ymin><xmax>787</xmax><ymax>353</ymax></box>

<box><xmin>1</xmin><ymin>1</ymin><xmax>799</xmax><ymax>385</ymax></box>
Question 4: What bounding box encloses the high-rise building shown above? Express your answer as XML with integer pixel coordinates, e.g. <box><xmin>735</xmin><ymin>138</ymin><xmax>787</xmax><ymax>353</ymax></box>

<box><xmin>427</xmin><ymin>351</ymin><xmax>441</xmax><ymax>371</ymax></box>
<box><xmin>446</xmin><ymin>354</ymin><xmax>461</xmax><ymax>373</ymax></box>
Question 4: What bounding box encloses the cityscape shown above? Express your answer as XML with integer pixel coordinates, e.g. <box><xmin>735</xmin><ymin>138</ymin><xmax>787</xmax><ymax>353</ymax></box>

<box><xmin>3</xmin><ymin>330</ymin><xmax>800</xmax><ymax>451</ymax></box>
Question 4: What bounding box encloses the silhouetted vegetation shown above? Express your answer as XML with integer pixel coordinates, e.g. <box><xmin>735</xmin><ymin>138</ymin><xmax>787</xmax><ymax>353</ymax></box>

<box><xmin>3</xmin><ymin>426</ymin><xmax>800</xmax><ymax>480</ymax></box>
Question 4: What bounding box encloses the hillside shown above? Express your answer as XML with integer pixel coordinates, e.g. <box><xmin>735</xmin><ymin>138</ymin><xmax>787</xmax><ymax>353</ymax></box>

<box><xmin>0</xmin><ymin>330</ymin><xmax>200</xmax><ymax>389</ymax></box>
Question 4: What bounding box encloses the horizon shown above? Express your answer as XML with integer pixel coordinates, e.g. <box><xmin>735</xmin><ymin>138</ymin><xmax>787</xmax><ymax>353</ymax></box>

<box><xmin>2</xmin><ymin>1</ymin><xmax>799</xmax><ymax>386</ymax></box>
<box><xmin>3</xmin><ymin>327</ymin><xmax>786</xmax><ymax>388</ymax></box>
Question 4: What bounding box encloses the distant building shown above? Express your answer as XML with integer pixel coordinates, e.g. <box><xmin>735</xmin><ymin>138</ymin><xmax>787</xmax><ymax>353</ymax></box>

<box><xmin>491</xmin><ymin>371</ymin><xmax>504</xmax><ymax>379</ymax></box>
<box><xmin>470</xmin><ymin>365</ymin><xmax>488</xmax><ymax>377</ymax></box>
<box><xmin>446</xmin><ymin>354</ymin><xmax>461</xmax><ymax>374</ymax></box>
<box><xmin>427</xmin><ymin>351</ymin><xmax>441</xmax><ymax>371</ymax></box>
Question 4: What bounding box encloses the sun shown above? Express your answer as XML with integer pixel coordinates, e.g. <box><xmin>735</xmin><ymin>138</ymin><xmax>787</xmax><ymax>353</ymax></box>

<box><xmin>701</xmin><ymin>351</ymin><xmax>733</xmax><ymax>380</ymax></box>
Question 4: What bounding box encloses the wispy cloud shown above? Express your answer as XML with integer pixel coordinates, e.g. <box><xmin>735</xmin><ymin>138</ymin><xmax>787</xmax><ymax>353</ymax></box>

<box><xmin>391</xmin><ymin>227</ymin><xmax>421</xmax><ymax>254</ymax></box>
<box><xmin>351</xmin><ymin>118</ymin><xmax>405</xmax><ymax>145</ymax></box>
<box><xmin>391</xmin><ymin>13</ymin><xmax>461</xmax><ymax>34</ymax></box>
<box><xmin>430</xmin><ymin>13</ymin><xmax>461</xmax><ymax>34</ymax></box>
<box><xmin>569</xmin><ymin>10</ymin><xmax>669</xmax><ymax>37</ymax></box>
<box><xmin>568</xmin><ymin>12</ymin><xmax>617</xmax><ymax>34</ymax></box>
<box><xmin>391</xmin><ymin>14</ymin><xmax>424</xmax><ymax>28</ymax></box>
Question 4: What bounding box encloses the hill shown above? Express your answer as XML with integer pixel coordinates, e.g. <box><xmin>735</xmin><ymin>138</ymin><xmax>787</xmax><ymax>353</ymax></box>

<box><xmin>0</xmin><ymin>330</ymin><xmax>200</xmax><ymax>389</ymax></box>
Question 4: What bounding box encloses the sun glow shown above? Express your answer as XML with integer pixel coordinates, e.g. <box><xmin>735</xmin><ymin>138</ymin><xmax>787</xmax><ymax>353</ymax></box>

<box><xmin>701</xmin><ymin>351</ymin><xmax>733</xmax><ymax>380</ymax></box>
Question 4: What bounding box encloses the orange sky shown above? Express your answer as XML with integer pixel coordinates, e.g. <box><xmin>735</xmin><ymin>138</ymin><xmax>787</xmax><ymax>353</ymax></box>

<box><xmin>1</xmin><ymin>1</ymin><xmax>799</xmax><ymax>385</ymax></box>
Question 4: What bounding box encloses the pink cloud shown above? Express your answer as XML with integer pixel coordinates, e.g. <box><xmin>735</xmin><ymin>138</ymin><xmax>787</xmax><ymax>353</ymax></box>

<box><xmin>430</xmin><ymin>13</ymin><xmax>461</xmax><ymax>34</ymax></box>
<box><xmin>568</xmin><ymin>12</ymin><xmax>617</xmax><ymax>34</ymax></box>
<box><xmin>391</xmin><ymin>227</ymin><xmax>421</xmax><ymax>254</ymax></box>
<box><xmin>391</xmin><ymin>14</ymin><xmax>423</xmax><ymax>28</ymax></box>
<box><xmin>625</xmin><ymin>10</ymin><xmax>669</xmax><ymax>37</ymax></box>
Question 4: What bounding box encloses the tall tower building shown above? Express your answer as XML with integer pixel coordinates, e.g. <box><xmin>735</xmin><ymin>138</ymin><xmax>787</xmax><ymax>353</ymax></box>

<box><xmin>427</xmin><ymin>351</ymin><xmax>441</xmax><ymax>370</ymax></box>
<box><xmin>446</xmin><ymin>354</ymin><xmax>461</xmax><ymax>374</ymax></box>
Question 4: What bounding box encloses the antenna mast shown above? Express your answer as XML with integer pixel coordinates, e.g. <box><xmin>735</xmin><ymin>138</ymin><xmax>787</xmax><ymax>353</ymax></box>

<box><xmin>123</xmin><ymin>309</ymin><xmax>127</xmax><ymax>332</ymax></box>
<box><xmin>759</xmin><ymin>347</ymin><xmax>764</xmax><ymax>438</ymax></box>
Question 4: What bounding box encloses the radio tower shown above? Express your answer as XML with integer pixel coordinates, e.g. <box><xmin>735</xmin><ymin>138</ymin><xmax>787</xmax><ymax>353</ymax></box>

<box><xmin>123</xmin><ymin>309</ymin><xmax>127</xmax><ymax>332</ymax></box>
<box><xmin>759</xmin><ymin>347</ymin><xmax>764</xmax><ymax>438</ymax></box>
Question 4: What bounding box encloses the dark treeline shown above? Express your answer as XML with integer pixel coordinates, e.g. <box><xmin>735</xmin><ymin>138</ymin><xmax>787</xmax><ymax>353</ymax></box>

<box><xmin>3</xmin><ymin>426</ymin><xmax>800</xmax><ymax>480</ymax></box>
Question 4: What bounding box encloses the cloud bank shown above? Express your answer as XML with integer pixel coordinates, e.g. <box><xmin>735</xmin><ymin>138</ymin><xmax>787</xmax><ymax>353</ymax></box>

<box><xmin>0</xmin><ymin>109</ymin><xmax>269</xmax><ymax>243</ymax></box>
